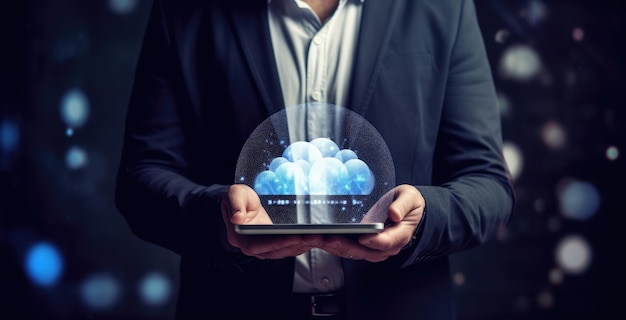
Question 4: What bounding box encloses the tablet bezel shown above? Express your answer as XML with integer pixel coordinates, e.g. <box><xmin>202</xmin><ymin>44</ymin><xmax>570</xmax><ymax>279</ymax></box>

<box><xmin>234</xmin><ymin>223</ymin><xmax>384</xmax><ymax>235</ymax></box>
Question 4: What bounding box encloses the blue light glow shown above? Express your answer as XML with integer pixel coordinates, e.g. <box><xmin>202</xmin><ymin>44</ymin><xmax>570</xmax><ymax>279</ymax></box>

<box><xmin>81</xmin><ymin>273</ymin><xmax>120</xmax><ymax>310</ymax></box>
<box><xmin>275</xmin><ymin>161</ymin><xmax>308</xmax><ymax>194</ymax></box>
<box><xmin>524</xmin><ymin>0</ymin><xmax>549</xmax><ymax>26</ymax></box>
<box><xmin>108</xmin><ymin>0</ymin><xmax>139</xmax><ymax>15</ymax></box>
<box><xmin>269</xmin><ymin>157</ymin><xmax>289</xmax><ymax>172</ymax></box>
<box><xmin>559</xmin><ymin>180</ymin><xmax>600</xmax><ymax>220</ymax></box>
<box><xmin>310</xmin><ymin>137</ymin><xmax>339</xmax><ymax>157</ymax></box>
<box><xmin>0</xmin><ymin>120</ymin><xmax>19</xmax><ymax>153</ymax></box>
<box><xmin>283</xmin><ymin>141</ymin><xmax>323</xmax><ymax>163</ymax></box>
<box><xmin>24</xmin><ymin>242</ymin><xmax>64</xmax><ymax>287</ymax></box>
<box><xmin>254</xmin><ymin>138</ymin><xmax>374</xmax><ymax>195</ymax></box>
<box><xmin>139</xmin><ymin>272</ymin><xmax>171</xmax><ymax>306</ymax></box>
<box><xmin>65</xmin><ymin>146</ymin><xmax>87</xmax><ymax>169</ymax></box>
<box><xmin>309</xmin><ymin>157</ymin><xmax>349</xmax><ymax>195</ymax></box>
<box><xmin>334</xmin><ymin>149</ymin><xmax>358</xmax><ymax>162</ymax></box>
<box><xmin>60</xmin><ymin>89</ymin><xmax>90</xmax><ymax>128</ymax></box>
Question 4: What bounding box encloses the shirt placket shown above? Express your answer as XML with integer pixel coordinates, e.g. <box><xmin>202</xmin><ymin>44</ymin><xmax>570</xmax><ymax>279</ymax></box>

<box><xmin>306</xmin><ymin>28</ymin><xmax>326</xmax><ymax>104</ymax></box>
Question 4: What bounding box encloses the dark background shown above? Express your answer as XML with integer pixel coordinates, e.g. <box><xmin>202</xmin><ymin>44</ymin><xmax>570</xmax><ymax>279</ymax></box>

<box><xmin>1</xmin><ymin>0</ymin><xmax>624</xmax><ymax>319</ymax></box>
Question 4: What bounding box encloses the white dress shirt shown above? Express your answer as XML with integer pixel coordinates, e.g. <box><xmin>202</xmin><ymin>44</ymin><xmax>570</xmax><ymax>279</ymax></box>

<box><xmin>267</xmin><ymin>0</ymin><xmax>364</xmax><ymax>293</ymax></box>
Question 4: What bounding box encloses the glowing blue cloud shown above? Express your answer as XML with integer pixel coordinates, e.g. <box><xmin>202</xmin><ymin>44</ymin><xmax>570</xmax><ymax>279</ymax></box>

<box><xmin>254</xmin><ymin>138</ymin><xmax>374</xmax><ymax>195</ymax></box>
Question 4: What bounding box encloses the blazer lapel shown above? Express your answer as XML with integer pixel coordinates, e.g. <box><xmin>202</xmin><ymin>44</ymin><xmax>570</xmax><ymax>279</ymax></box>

<box><xmin>349</xmin><ymin>0</ymin><xmax>403</xmax><ymax>116</ymax></box>
<box><xmin>230</xmin><ymin>4</ymin><xmax>285</xmax><ymax>116</ymax></box>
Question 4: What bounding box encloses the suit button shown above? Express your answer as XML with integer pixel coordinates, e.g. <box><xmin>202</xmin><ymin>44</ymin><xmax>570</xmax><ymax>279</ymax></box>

<box><xmin>312</xmin><ymin>91</ymin><xmax>321</xmax><ymax>101</ymax></box>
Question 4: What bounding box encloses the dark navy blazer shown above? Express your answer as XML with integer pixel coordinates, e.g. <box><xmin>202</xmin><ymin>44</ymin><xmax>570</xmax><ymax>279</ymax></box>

<box><xmin>115</xmin><ymin>0</ymin><xmax>515</xmax><ymax>318</ymax></box>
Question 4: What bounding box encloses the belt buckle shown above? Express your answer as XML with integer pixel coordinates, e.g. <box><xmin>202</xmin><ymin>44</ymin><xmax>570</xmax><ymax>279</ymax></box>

<box><xmin>311</xmin><ymin>293</ymin><xmax>339</xmax><ymax>317</ymax></box>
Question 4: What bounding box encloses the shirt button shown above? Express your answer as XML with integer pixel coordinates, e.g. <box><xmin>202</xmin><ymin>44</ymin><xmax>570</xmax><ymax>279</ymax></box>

<box><xmin>320</xmin><ymin>277</ymin><xmax>331</xmax><ymax>286</ymax></box>
<box><xmin>312</xmin><ymin>91</ymin><xmax>321</xmax><ymax>101</ymax></box>
<box><xmin>313</xmin><ymin>35</ymin><xmax>323</xmax><ymax>45</ymax></box>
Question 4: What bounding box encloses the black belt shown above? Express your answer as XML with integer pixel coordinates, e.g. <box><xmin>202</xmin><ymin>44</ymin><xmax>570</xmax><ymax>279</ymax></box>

<box><xmin>291</xmin><ymin>291</ymin><xmax>347</xmax><ymax>318</ymax></box>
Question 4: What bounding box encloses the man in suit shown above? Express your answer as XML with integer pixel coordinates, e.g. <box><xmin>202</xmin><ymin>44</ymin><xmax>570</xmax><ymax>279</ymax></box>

<box><xmin>115</xmin><ymin>0</ymin><xmax>515</xmax><ymax>319</ymax></box>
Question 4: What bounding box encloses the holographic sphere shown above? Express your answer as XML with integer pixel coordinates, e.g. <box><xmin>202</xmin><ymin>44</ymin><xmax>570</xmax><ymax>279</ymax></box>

<box><xmin>235</xmin><ymin>102</ymin><xmax>395</xmax><ymax>224</ymax></box>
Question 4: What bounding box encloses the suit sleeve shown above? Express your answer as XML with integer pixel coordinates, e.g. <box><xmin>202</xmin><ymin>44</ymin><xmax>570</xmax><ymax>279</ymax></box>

<box><xmin>114</xmin><ymin>0</ymin><xmax>229</xmax><ymax>257</ymax></box>
<box><xmin>401</xmin><ymin>0</ymin><xmax>516</xmax><ymax>267</ymax></box>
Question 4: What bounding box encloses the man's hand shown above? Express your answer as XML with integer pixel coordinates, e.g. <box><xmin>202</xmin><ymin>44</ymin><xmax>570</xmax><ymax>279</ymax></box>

<box><xmin>220</xmin><ymin>184</ymin><xmax>321</xmax><ymax>259</ymax></box>
<box><xmin>317</xmin><ymin>185</ymin><xmax>425</xmax><ymax>262</ymax></box>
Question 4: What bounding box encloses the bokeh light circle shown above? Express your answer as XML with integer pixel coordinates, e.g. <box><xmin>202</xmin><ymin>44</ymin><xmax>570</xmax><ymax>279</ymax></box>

<box><xmin>548</xmin><ymin>268</ymin><xmax>564</xmax><ymax>285</ymax></box>
<box><xmin>524</xmin><ymin>0</ymin><xmax>549</xmax><ymax>26</ymax></box>
<box><xmin>572</xmin><ymin>27</ymin><xmax>585</xmax><ymax>42</ymax></box>
<box><xmin>555</xmin><ymin>235</ymin><xmax>592</xmax><ymax>275</ymax></box>
<box><xmin>558</xmin><ymin>179</ymin><xmax>600</xmax><ymax>220</ymax></box>
<box><xmin>495</xmin><ymin>29</ymin><xmax>510</xmax><ymax>44</ymax></box>
<box><xmin>499</xmin><ymin>45</ymin><xmax>542</xmax><ymax>82</ymax></box>
<box><xmin>24</xmin><ymin>242</ymin><xmax>64</xmax><ymax>287</ymax></box>
<box><xmin>453</xmin><ymin>272</ymin><xmax>465</xmax><ymax>286</ymax></box>
<box><xmin>606</xmin><ymin>146</ymin><xmax>619</xmax><ymax>161</ymax></box>
<box><xmin>108</xmin><ymin>0</ymin><xmax>139</xmax><ymax>15</ymax></box>
<box><xmin>139</xmin><ymin>272</ymin><xmax>171</xmax><ymax>306</ymax></box>
<box><xmin>65</xmin><ymin>146</ymin><xmax>88</xmax><ymax>170</ymax></box>
<box><xmin>541</xmin><ymin>121</ymin><xmax>566</xmax><ymax>149</ymax></box>
<box><xmin>81</xmin><ymin>273</ymin><xmax>121</xmax><ymax>310</ymax></box>
<box><xmin>536</xmin><ymin>290</ymin><xmax>554</xmax><ymax>309</ymax></box>
<box><xmin>502</xmin><ymin>142</ymin><xmax>523</xmax><ymax>180</ymax></box>
<box><xmin>60</xmin><ymin>89</ymin><xmax>90</xmax><ymax>128</ymax></box>
<box><xmin>0</xmin><ymin>120</ymin><xmax>19</xmax><ymax>153</ymax></box>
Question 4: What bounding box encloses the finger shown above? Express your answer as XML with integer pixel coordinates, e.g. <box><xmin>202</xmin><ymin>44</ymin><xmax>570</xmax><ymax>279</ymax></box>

<box><xmin>388</xmin><ymin>185</ymin><xmax>423</xmax><ymax>223</ymax></box>
<box><xmin>254</xmin><ymin>242</ymin><xmax>316</xmax><ymax>260</ymax></box>
<box><xmin>302</xmin><ymin>234</ymin><xmax>323</xmax><ymax>247</ymax></box>
<box><xmin>238</xmin><ymin>235</ymin><xmax>304</xmax><ymax>256</ymax></box>
<box><xmin>358</xmin><ymin>221</ymin><xmax>417</xmax><ymax>251</ymax></box>
<box><xmin>225</xmin><ymin>185</ymin><xmax>273</xmax><ymax>225</ymax></box>
<box><xmin>226</xmin><ymin>186</ymin><xmax>257</xmax><ymax>224</ymax></box>
<box><xmin>230</xmin><ymin>210</ymin><xmax>252</xmax><ymax>225</ymax></box>
<box><xmin>225</xmin><ymin>185</ymin><xmax>247</xmax><ymax>214</ymax></box>
<box><xmin>320</xmin><ymin>235</ymin><xmax>386</xmax><ymax>261</ymax></box>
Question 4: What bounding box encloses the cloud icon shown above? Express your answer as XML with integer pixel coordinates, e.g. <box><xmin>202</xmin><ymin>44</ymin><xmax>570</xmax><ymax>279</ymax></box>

<box><xmin>254</xmin><ymin>137</ymin><xmax>375</xmax><ymax>195</ymax></box>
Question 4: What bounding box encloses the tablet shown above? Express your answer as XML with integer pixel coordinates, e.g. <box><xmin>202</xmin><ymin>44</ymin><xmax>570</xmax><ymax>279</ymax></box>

<box><xmin>234</xmin><ymin>223</ymin><xmax>384</xmax><ymax>235</ymax></box>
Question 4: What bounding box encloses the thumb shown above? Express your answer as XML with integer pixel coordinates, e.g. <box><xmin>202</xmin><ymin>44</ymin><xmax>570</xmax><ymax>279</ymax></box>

<box><xmin>224</xmin><ymin>185</ymin><xmax>250</xmax><ymax>224</ymax></box>
<box><xmin>388</xmin><ymin>185</ymin><xmax>423</xmax><ymax>223</ymax></box>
